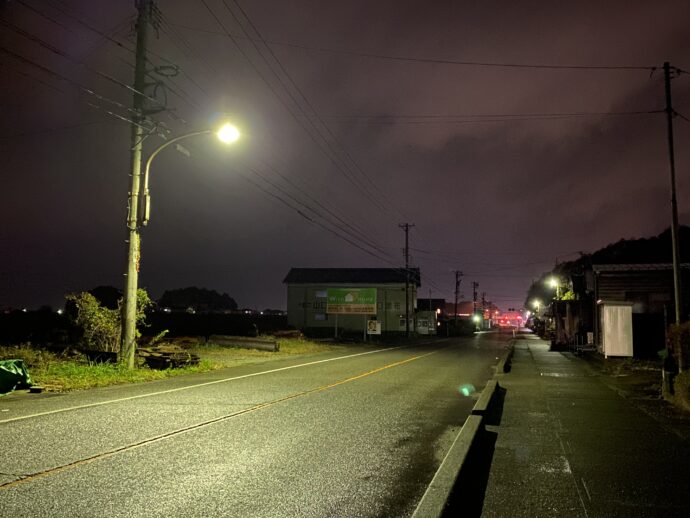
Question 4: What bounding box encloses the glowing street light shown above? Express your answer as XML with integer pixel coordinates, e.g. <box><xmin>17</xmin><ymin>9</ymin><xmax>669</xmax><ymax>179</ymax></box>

<box><xmin>120</xmin><ymin>122</ymin><xmax>240</xmax><ymax>368</ymax></box>
<box><xmin>216</xmin><ymin>122</ymin><xmax>240</xmax><ymax>144</ymax></box>
<box><xmin>532</xmin><ymin>299</ymin><xmax>542</xmax><ymax>311</ymax></box>
<box><xmin>547</xmin><ymin>276</ymin><xmax>561</xmax><ymax>299</ymax></box>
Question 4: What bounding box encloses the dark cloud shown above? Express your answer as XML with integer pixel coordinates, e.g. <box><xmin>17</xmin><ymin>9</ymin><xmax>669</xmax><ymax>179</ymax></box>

<box><xmin>2</xmin><ymin>0</ymin><xmax>689</xmax><ymax>310</ymax></box>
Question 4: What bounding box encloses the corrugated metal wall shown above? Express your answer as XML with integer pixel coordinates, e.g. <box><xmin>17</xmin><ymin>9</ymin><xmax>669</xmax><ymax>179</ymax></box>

<box><xmin>596</xmin><ymin>271</ymin><xmax>674</xmax><ymax>311</ymax></box>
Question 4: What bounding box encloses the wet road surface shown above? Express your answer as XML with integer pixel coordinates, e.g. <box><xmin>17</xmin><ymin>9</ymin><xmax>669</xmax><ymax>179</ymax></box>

<box><xmin>1</xmin><ymin>333</ymin><xmax>509</xmax><ymax>517</ymax></box>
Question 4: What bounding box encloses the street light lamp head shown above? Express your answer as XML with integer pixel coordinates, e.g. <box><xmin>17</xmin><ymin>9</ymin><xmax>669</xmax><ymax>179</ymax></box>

<box><xmin>216</xmin><ymin>123</ymin><xmax>240</xmax><ymax>144</ymax></box>
<box><xmin>548</xmin><ymin>277</ymin><xmax>558</xmax><ymax>289</ymax></box>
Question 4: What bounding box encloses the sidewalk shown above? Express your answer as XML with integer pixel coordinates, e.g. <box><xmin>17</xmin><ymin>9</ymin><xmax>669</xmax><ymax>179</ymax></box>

<box><xmin>481</xmin><ymin>335</ymin><xmax>690</xmax><ymax>518</ymax></box>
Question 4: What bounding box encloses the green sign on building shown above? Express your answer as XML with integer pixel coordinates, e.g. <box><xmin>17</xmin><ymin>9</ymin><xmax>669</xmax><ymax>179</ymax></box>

<box><xmin>326</xmin><ymin>288</ymin><xmax>377</xmax><ymax>315</ymax></box>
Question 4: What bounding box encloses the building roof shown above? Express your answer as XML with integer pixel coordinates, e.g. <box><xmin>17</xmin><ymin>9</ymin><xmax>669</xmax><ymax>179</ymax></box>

<box><xmin>593</xmin><ymin>263</ymin><xmax>690</xmax><ymax>273</ymax></box>
<box><xmin>283</xmin><ymin>268</ymin><xmax>421</xmax><ymax>286</ymax></box>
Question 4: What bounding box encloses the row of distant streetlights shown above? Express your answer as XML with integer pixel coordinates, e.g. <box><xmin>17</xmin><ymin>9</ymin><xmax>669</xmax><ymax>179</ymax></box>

<box><xmin>120</xmin><ymin>122</ymin><xmax>241</xmax><ymax>367</ymax></box>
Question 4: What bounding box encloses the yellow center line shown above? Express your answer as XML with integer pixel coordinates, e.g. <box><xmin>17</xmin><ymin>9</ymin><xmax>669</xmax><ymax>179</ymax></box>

<box><xmin>0</xmin><ymin>348</ymin><xmax>441</xmax><ymax>490</ymax></box>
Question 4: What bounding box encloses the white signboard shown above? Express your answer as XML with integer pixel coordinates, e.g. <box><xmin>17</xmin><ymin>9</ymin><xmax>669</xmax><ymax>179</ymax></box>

<box><xmin>367</xmin><ymin>320</ymin><xmax>381</xmax><ymax>335</ymax></box>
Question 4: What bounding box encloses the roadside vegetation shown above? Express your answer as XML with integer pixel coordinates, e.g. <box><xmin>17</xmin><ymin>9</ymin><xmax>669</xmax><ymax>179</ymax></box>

<box><xmin>0</xmin><ymin>337</ymin><xmax>341</xmax><ymax>393</ymax></box>
<box><xmin>1</xmin><ymin>289</ymin><xmax>343</xmax><ymax>394</ymax></box>
<box><xmin>195</xmin><ymin>336</ymin><xmax>339</xmax><ymax>366</ymax></box>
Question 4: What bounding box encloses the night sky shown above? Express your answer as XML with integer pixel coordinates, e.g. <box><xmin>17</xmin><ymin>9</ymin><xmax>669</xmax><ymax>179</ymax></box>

<box><xmin>2</xmin><ymin>0</ymin><xmax>689</xmax><ymax>312</ymax></box>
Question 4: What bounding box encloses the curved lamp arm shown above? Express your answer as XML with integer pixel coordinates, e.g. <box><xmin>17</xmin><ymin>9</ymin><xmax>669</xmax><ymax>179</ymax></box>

<box><xmin>139</xmin><ymin>130</ymin><xmax>211</xmax><ymax>227</ymax></box>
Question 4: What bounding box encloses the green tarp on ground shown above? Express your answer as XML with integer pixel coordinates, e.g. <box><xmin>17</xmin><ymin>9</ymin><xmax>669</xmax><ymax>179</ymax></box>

<box><xmin>0</xmin><ymin>359</ymin><xmax>33</xmax><ymax>396</ymax></box>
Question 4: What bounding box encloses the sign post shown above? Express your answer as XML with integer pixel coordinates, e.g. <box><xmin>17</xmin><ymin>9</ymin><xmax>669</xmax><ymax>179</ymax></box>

<box><xmin>326</xmin><ymin>288</ymin><xmax>377</xmax><ymax>340</ymax></box>
<box><xmin>363</xmin><ymin>315</ymin><xmax>366</xmax><ymax>341</ymax></box>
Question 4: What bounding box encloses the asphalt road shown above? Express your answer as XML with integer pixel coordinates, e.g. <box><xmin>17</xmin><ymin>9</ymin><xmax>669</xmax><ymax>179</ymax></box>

<box><xmin>0</xmin><ymin>332</ymin><xmax>510</xmax><ymax>517</ymax></box>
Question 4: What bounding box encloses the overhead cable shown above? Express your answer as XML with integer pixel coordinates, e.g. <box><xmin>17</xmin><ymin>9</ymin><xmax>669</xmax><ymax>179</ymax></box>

<box><xmin>227</xmin><ymin>0</ymin><xmax>405</xmax><ymax>221</ymax></box>
<box><xmin>168</xmin><ymin>21</ymin><xmax>656</xmax><ymax>72</ymax></box>
<box><xmin>199</xmin><ymin>0</ymin><xmax>394</xmax><ymax>214</ymax></box>
<box><xmin>0</xmin><ymin>46</ymin><xmax>155</xmax><ymax>130</ymax></box>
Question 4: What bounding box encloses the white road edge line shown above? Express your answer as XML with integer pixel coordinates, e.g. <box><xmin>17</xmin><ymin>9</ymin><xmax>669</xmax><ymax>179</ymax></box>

<box><xmin>0</xmin><ymin>343</ymin><xmax>428</xmax><ymax>425</ymax></box>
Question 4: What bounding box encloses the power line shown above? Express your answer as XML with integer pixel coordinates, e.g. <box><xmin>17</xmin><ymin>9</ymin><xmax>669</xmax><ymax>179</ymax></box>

<box><xmin>237</xmin><ymin>169</ymin><xmax>404</xmax><ymax>268</ymax></box>
<box><xmin>409</xmin><ymin>246</ymin><xmax>581</xmax><ymax>257</ymax></box>
<box><xmin>243</xmin><ymin>162</ymin><xmax>397</xmax><ymax>261</ymax></box>
<box><xmin>462</xmin><ymin>273</ymin><xmax>538</xmax><ymax>278</ymax></box>
<box><xmin>418</xmin><ymin>256</ymin><xmax>555</xmax><ymax>269</ymax></box>
<box><xmin>23</xmin><ymin>0</ymin><xmax>200</xmax><ymax>121</ymax></box>
<box><xmin>317</xmin><ymin>110</ymin><xmax>664</xmax><ymax>121</ymax></box>
<box><xmin>156</xmin><ymin>15</ymin><xmax>214</xmax><ymax>98</ymax></box>
<box><xmin>168</xmin><ymin>21</ymin><xmax>656</xmax><ymax>72</ymax></box>
<box><xmin>26</xmin><ymin>0</ymin><xmax>135</xmax><ymax>56</ymax></box>
<box><xmin>251</xmin><ymin>157</ymin><xmax>387</xmax><ymax>253</ymax></box>
<box><xmin>227</xmin><ymin>0</ymin><xmax>404</xmax><ymax>221</ymax></box>
<box><xmin>0</xmin><ymin>58</ymin><xmax>66</xmax><ymax>98</ymax></box>
<box><xmin>199</xmin><ymin>0</ymin><xmax>396</xmax><ymax>215</ymax></box>
<box><xmin>229</xmin><ymin>162</ymin><xmax>436</xmax><ymax>289</ymax></box>
<box><xmin>0</xmin><ymin>45</ymin><xmax>153</xmax><ymax>125</ymax></box>
<box><xmin>13</xmin><ymin>2</ymin><xmax>196</xmax><ymax>131</ymax></box>
<box><xmin>317</xmin><ymin>110</ymin><xmax>663</xmax><ymax>125</ymax></box>
<box><xmin>270</xmin><ymin>44</ymin><xmax>657</xmax><ymax>71</ymax></box>
<box><xmin>1</xmin><ymin>18</ymin><xmax>166</xmax><ymax>109</ymax></box>
<box><xmin>0</xmin><ymin>120</ymin><xmax>106</xmax><ymax>140</ymax></box>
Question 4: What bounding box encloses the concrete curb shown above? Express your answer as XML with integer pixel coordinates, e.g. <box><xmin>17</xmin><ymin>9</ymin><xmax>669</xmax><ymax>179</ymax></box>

<box><xmin>411</xmin><ymin>415</ymin><xmax>484</xmax><ymax>518</ymax></box>
<box><xmin>495</xmin><ymin>344</ymin><xmax>515</xmax><ymax>374</ymax></box>
<box><xmin>412</xmin><ymin>380</ymin><xmax>501</xmax><ymax>517</ymax></box>
<box><xmin>471</xmin><ymin>379</ymin><xmax>498</xmax><ymax>417</ymax></box>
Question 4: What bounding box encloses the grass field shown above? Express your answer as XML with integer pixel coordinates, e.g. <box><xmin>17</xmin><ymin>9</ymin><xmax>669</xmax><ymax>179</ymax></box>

<box><xmin>1</xmin><ymin>338</ymin><xmax>343</xmax><ymax>393</ymax></box>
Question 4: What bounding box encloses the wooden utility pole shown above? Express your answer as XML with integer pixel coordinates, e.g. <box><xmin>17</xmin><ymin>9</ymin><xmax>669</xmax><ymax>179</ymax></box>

<box><xmin>399</xmin><ymin>223</ymin><xmax>414</xmax><ymax>337</ymax></box>
<box><xmin>472</xmin><ymin>282</ymin><xmax>479</xmax><ymax>319</ymax></box>
<box><xmin>664</xmin><ymin>61</ymin><xmax>685</xmax><ymax>372</ymax></box>
<box><xmin>120</xmin><ymin>0</ymin><xmax>152</xmax><ymax>368</ymax></box>
<box><xmin>453</xmin><ymin>270</ymin><xmax>463</xmax><ymax>323</ymax></box>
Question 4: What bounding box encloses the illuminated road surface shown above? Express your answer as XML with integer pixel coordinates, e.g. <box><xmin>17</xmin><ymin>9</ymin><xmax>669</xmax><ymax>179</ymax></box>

<box><xmin>0</xmin><ymin>332</ymin><xmax>509</xmax><ymax>517</ymax></box>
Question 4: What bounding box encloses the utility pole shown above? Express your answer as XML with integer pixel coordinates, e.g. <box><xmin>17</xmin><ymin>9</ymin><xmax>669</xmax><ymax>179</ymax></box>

<box><xmin>481</xmin><ymin>291</ymin><xmax>486</xmax><ymax>328</ymax></box>
<box><xmin>453</xmin><ymin>270</ymin><xmax>463</xmax><ymax>323</ymax></box>
<box><xmin>664</xmin><ymin>61</ymin><xmax>684</xmax><ymax>372</ymax></box>
<box><xmin>120</xmin><ymin>0</ymin><xmax>152</xmax><ymax>368</ymax></box>
<box><xmin>399</xmin><ymin>223</ymin><xmax>414</xmax><ymax>338</ymax></box>
<box><xmin>472</xmin><ymin>281</ymin><xmax>479</xmax><ymax>319</ymax></box>
<box><xmin>428</xmin><ymin>288</ymin><xmax>432</xmax><ymax>333</ymax></box>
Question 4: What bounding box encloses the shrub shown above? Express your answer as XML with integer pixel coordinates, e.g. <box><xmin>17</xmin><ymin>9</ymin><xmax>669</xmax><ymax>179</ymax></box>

<box><xmin>66</xmin><ymin>289</ymin><xmax>153</xmax><ymax>352</ymax></box>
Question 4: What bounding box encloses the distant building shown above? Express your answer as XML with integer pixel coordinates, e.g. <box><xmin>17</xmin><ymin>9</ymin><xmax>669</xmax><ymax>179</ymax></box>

<box><xmin>448</xmin><ymin>300</ymin><xmax>475</xmax><ymax>317</ymax></box>
<box><xmin>283</xmin><ymin>268</ymin><xmax>420</xmax><ymax>335</ymax></box>
<box><xmin>415</xmin><ymin>298</ymin><xmax>445</xmax><ymax>335</ymax></box>
<box><xmin>417</xmin><ymin>298</ymin><xmax>446</xmax><ymax>313</ymax></box>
